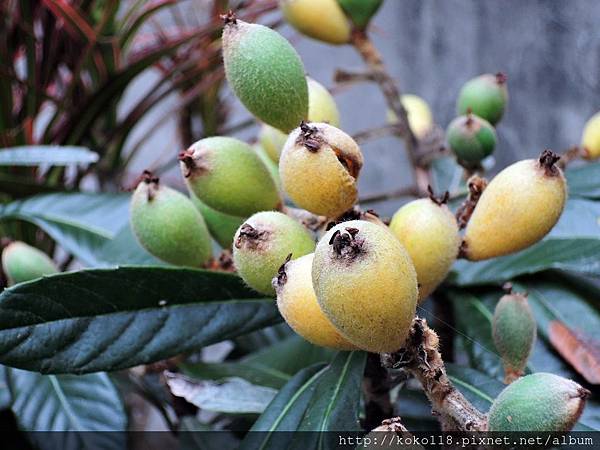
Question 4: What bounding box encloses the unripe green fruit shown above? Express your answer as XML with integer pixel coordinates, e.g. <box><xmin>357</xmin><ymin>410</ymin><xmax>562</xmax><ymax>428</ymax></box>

<box><xmin>259</xmin><ymin>77</ymin><xmax>340</xmax><ymax>163</ymax></box>
<box><xmin>253</xmin><ymin>143</ymin><xmax>281</xmax><ymax>189</ymax></box>
<box><xmin>463</xmin><ymin>150</ymin><xmax>567</xmax><ymax>261</ymax></box>
<box><xmin>1</xmin><ymin>241</ymin><xmax>58</xmax><ymax>285</ymax></box>
<box><xmin>488</xmin><ymin>373</ymin><xmax>589</xmax><ymax>432</ymax></box>
<box><xmin>130</xmin><ymin>172</ymin><xmax>212</xmax><ymax>266</ymax></box>
<box><xmin>179</xmin><ymin>136</ymin><xmax>280</xmax><ymax>217</ymax></box>
<box><xmin>280</xmin><ymin>0</ymin><xmax>351</xmax><ymax>45</ymax></box>
<box><xmin>190</xmin><ymin>194</ymin><xmax>245</xmax><ymax>249</ymax></box>
<box><xmin>492</xmin><ymin>290</ymin><xmax>536</xmax><ymax>383</ymax></box>
<box><xmin>457</xmin><ymin>73</ymin><xmax>508</xmax><ymax>125</ymax></box>
<box><xmin>274</xmin><ymin>253</ymin><xmax>357</xmax><ymax>349</ymax></box>
<box><xmin>233</xmin><ymin>211</ymin><xmax>315</xmax><ymax>295</ymax></box>
<box><xmin>446</xmin><ymin>114</ymin><xmax>497</xmax><ymax>166</ymax></box>
<box><xmin>581</xmin><ymin>111</ymin><xmax>600</xmax><ymax>160</ymax></box>
<box><xmin>222</xmin><ymin>15</ymin><xmax>308</xmax><ymax>132</ymax></box>
<box><xmin>389</xmin><ymin>198</ymin><xmax>460</xmax><ymax>302</ymax></box>
<box><xmin>337</xmin><ymin>0</ymin><xmax>383</xmax><ymax>30</ymax></box>
<box><xmin>280</xmin><ymin>122</ymin><xmax>363</xmax><ymax>218</ymax></box>
<box><xmin>388</xmin><ymin>94</ymin><xmax>434</xmax><ymax>140</ymax></box>
<box><xmin>312</xmin><ymin>220</ymin><xmax>418</xmax><ymax>353</ymax></box>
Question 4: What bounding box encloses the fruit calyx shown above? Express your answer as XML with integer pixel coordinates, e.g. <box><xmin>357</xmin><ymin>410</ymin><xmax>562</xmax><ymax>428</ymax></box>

<box><xmin>140</xmin><ymin>170</ymin><xmax>159</xmax><ymax>201</ymax></box>
<box><xmin>495</xmin><ymin>72</ymin><xmax>508</xmax><ymax>85</ymax></box>
<box><xmin>538</xmin><ymin>149</ymin><xmax>561</xmax><ymax>177</ymax></box>
<box><xmin>325</xmin><ymin>207</ymin><xmax>380</xmax><ymax>230</ymax></box>
<box><xmin>234</xmin><ymin>223</ymin><xmax>270</xmax><ymax>250</ymax></box>
<box><xmin>465</xmin><ymin>109</ymin><xmax>475</xmax><ymax>128</ymax></box>
<box><xmin>427</xmin><ymin>185</ymin><xmax>449</xmax><ymax>206</ymax></box>
<box><xmin>273</xmin><ymin>253</ymin><xmax>293</xmax><ymax>290</ymax></box>
<box><xmin>329</xmin><ymin>226</ymin><xmax>364</xmax><ymax>260</ymax></box>
<box><xmin>297</xmin><ymin>121</ymin><xmax>322</xmax><ymax>152</ymax></box>
<box><xmin>220</xmin><ymin>10</ymin><xmax>237</xmax><ymax>26</ymax></box>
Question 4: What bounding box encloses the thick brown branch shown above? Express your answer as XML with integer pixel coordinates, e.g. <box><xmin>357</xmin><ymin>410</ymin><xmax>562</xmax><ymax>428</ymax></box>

<box><xmin>381</xmin><ymin>317</ymin><xmax>487</xmax><ymax>432</ymax></box>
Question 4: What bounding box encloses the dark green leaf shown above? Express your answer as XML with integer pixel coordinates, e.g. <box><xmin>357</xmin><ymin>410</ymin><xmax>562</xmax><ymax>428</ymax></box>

<box><xmin>0</xmin><ymin>146</ymin><xmax>98</xmax><ymax>166</ymax></box>
<box><xmin>95</xmin><ymin>224</ymin><xmax>165</xmax><ymax>266</ymax></box>
<box><xmin>445</xmin><ymin>364</ymin><xmax>504</xmax><ymax>413</ymax></box>
<box><xmin>182</xmin><ymin>335</ymin><xmax>335</xmax><ymax>389</ymax></box>
<box><xmin>566</xmin><ymin>162</ymin><xmax>600</xmax><ymax>199</ymax></box>
<box><xmin>239</xmin><ymin>364</ymin><xmax>327</xmax><ymax>450</ymax></box>
<box><xmin>0</xmin><ymin>365</ymin><xmax>10</xmax><ymax>410</ymax></box>
<box><xmin>0</xmin><ymin>193</ymin><xmax>129</xmax><ymax>265</ymax></box>
<box><xmin>0</xmin><ymin>267</ymin><xmax>280</xmax><ymax>374</ymax></box>
<box><xmin>452</xmin><ymin>199</ymin><xmax>600</xmax><ymax>286</ymax></box>
<box><xmin>6</xmin><ymin>368</ymin><xmax>126</xmax><ymax>450</ymax></box>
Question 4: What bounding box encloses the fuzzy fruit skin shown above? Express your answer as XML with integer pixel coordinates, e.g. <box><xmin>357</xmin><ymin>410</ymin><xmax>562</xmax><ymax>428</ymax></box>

<box><xmin>488</xmin><ymin>373</ymin><xmax>588</xmax><ymax>432</ymax></box>
<box><xmin>233</xmin><ymin>211</ymin><xmax>315</xmax><ymax>295</ymax></box>
<box><xmin>280</xmin><ymin>122</ymin><xmax>363</xmax><ymax>218</ymax></box>
<box><xmin>275</xmin><ymin>253</ymin><xmax>357</xmax><ymax>349</ymax></box>
<box><xmin>190</xmin><ymin>194</ymin><xmax>245</xmax><ymax>249</ymax></box>
<box><xmin>463</xmin><ymin>156</ymin><xmax>567</xmax><ymax>261</ymax></box>
<box><xmin>259</xmin><ymin>78</ymin><xmax>340</xmax><ymax>163</ymax></box>
<box><xmin>1</xmin><ymin>241</ymin><xmax>58</xmax><ymax>285</ymax></box>
<box><xmin>180</xmin><ymin>136</ymin><xmax>280</xmax><ymax>217</ymax></box>
<box><xmin>456</xmin><ymin>73</ymin><xmax>508</xmax><ymax>125</ymax></box>
<box><xmin>493</xmin><ymin>291</ymin><xmax>537</xmax><ymax>383</ymax></box>
<box><xmin>389</xmin><ymin>199</ymin><xmax>460</xmax><ymax>302</ymax></box>
<box><xmin>581</xmin><ymin>111</ymin><xmax>600</xmax><ymax>160</ymax></box>
<box><xmin>312</xmin><ymin>220</ymin><xmax>418</xmax><ymax>353</ymax></box>
<box><xmin>222</xmin><ymin>19</ymin><xmax>308</xmax><ymax>132</ymax></box>
<box><xmin>387</xmin><ymin>95</ymin><xmax>434</xmax><ymax>140</ymax></box>
<box><xmin>446</xmin><ymin>114</ymin><xmax>497</xmax><ymax>166</ymax></box>
<box><xmin>337</xmin><ymin>0</ymin><xmax>383</xmax><ymax>30</ymax></box>
<box><xmin>130</xmin><ymin>179</ymin><xmax>212</xmax><ymax>266</ymax></box>
<box><xmin>280</xmin><ymin>0</ymin><xmax>351</xmax><ymax>45</ymax></box>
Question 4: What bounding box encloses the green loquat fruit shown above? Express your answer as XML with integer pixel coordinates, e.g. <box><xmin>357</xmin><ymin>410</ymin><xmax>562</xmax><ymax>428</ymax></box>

<box><xmin>222</xmin><ymin>14</ymin><xmax>308</xmax><ymax>133</ymax></box>
<box><xmin>446</xmin><ymin>113</ymin><xmax>497</xmax><ymax>167</ymax></box>
<box><xmin>179</xmin><ymin>136</ymin><xmax>280</xmax><ymax>217</ymax></box>
<box><xmin>312</xmin><ymin>220</ymin><xmax>418</xmax><ymax>353</ymax></box>
<box><xmin>389</xmin><ymin>197</ymin><xmax>460</xmax><ymax>302</ymax></box>
<box><xmin>279</xmin><ymin>122</ymin><xmax>363</xmax><ymax>218</ymax></box>
<box><xmin>232</xmin><ymin>211</ymin><xmax>315</xmax><ymax>295</ymax></box>
<box><xmin>581</xmin><ymin>111</ymin><xmax>600</xmax><ymax>160</ymax></box>
<box><xmin>492</xmin><ymin>288</ymin><xmax>537</xmax><ymax>384</ymax></box>
<box><xmin>1</xmin><ymin>241</ymin><xmax>58</xmax><ymax>285</ymax></box>
<box><xmin>457</xmin><ymin>72</ymin><xmax>508</xmax><ymax>126</ymax></box>
<box><xmin>488</xmin><ymin>373</ymin><xmax>589</xmax><ymax>432</ymax></box>
<box><xmin>274</xmin><ymin>253</ymin><xmax>357</xmax><ymax>349</ymax></box>
<box><xmin>337</xmin><ymin>0</ymin><xmax>383</xmax><ymax>30</ymax></box>
<box><xmin>130</xmin><ymin>172</ymin><xmax>212</xmax><ymax>266</ymax></box>
<box><xmin>279</xmin><ymin>0</ymin><xmax>351</xmax><ymax>45</ymax></box>
<box><xmin>463</xmin><ymin>150</ymin><xmax>567</xmax><ymax>261</ymax></box>
<box><xmin>190</xmin><ymin>194</ymin><xmax>245</xmax><ymax>249</ymax></box>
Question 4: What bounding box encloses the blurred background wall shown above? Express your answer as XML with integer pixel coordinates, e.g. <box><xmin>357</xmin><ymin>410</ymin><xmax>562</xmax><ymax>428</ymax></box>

<box><xmin>125</xmin><ymin>0</ymin><xmax>600</xmax><ymax>214</ymax></box>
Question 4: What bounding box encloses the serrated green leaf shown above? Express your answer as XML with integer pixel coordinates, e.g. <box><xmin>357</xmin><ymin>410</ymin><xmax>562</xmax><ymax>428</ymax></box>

<box><xmin>182</xmin><ymin>335</ymin><xmax>335</xmax><ymax>389</ymax></box>
<box><xmin>452</xmin><ymin>199</ymin><xmax>600</xmax><ymax>286</ymax></box>
<box><xmin>0</xmin><ymin>193</ymin><xmax>129</xmax><ymax>266</ymax></box>
<box><xmin>0</xmin><ymin>146</ymin><xmax>99</xmax><ymax>166</ymax></box>
<box><xmin>6</xmin><ymin>368</ymin><xmax>126</xmax><ymax>450</ymax></box>
<box><xmin>0</xmin><ymin>267</ymin><xmax>280</xmax><ymax>374</ymax></box>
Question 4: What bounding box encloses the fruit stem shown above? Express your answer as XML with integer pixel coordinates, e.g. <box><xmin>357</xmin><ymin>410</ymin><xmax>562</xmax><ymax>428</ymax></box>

<box><xmin>455</xmin><ymin>174</ymin><xmax>488</xmax><ymax>230</ymax></box>
<box><xmin>381</xmin><ymin>317</ymin><xmax>488</xmax><ymax>431</ymax></box>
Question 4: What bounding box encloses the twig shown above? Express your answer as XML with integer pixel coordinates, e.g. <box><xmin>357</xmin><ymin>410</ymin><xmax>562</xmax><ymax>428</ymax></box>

<box><xmin>359</xmin><ymin>186</ymin><xmax>418</xmax><ymax>205</ymax></box>
<box><xmin>334</xmin><ymin>68</ymin><xmax>378</xmax><ymax>84</ymax></box>
<box><xmin>455</xmin><ymin>175</ymin><xmax>488</xmax><ymax>230</ymax></box>
<box><xmin>349</xmin><ymin>30</ymin><xmax>430</xmax><ymax>195</ymax></box>
<box><xmin>352</xmin><ymin>124</ymin><xmax>399</xmax><ymax>144</ymax></box>
<box><xmin>381</xmin><ymin>317</ymin><xmax>487</xmax><ymax>432</ymax></box>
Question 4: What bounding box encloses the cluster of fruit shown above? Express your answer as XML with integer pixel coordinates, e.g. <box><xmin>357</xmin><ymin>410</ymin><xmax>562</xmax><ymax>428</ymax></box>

<box><xmin>122</xmin><ymin>11</ymin><xmax>571</xmax><ymax>359</ymax></box>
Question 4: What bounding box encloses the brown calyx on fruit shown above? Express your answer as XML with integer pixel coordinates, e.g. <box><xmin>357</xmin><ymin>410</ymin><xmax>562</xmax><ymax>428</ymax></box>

<box><xmin>297</xmin><ymin>121</ymin><xmax>322</xmax><ymax>152</ymax></box>
<box><xmin>465</xmin><ymin>108</ymin><xmax>475</xmax><ymax>128</ymax></box>
<box><xmin>220</xmin><ymin>10</ymin><xmax>237</xmax><ymax>26</ymax></box>
<box><xmin>495</xmin><ymin>72</ymin><xmax>508</xmax><ymax>85</ymax></box>
<box><xmin>140</xmin><ymin>170</ymin><xmax>159</xmax><ymax>201</ymax></box>
<box><xmin>179</xmin><ymin>148</ymin><xmax>209</xmax><ymax>178</ymax></box>
<box><xmin>273</xmin><ymin>253</ymin><xmax>293</xmax><ymax>290</ymax></box>
<box><xmin>329</xmin><ymin>227</ymin><xmax>365</xmax><ymax>261</ymax></box>
<box><xmin>538</xmin><ymin>149</ymin><xmax>561</xmax><ymax>177</ymax></box>
<box><xmin>235</xmin><ymin>223</ymin><xmax>271</xmax><ymax>251</ymax></box>
<box><xmin>427</xmin><ymin>185</ymin><xmax>449</xmax><ymax>206</ymax></box>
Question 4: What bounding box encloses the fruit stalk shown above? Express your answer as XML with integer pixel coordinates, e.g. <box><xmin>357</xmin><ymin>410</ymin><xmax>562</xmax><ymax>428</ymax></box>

<box><xmin>349</xmin><ymin>29</ymin><xmax>430</xmax><ymax>195</ymax></box>
<box><xmin>381</xmin><ymin>317</ymin><xmax>487</xmax><ymax>431</ymax></box>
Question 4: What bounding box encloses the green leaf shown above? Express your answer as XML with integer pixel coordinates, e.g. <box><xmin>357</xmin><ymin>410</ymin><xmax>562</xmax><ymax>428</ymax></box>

<box><xmin>239</xmin><ymin>364</ymin><xmax>327</xmax><ymax>450</ymax></box>
<box><xmin>445</xmin><ymin>364</ymin><xmax>504</xmax><ymax>413</ymax></box>
<box><xmin>452</xmin><ymin>199</ymin><xmax>600</xmax><ymax>286</ymax></box>
<box><xmin>0</xmin><ymin>267</ymin><xmax>280</xmax><ymax>374</ymax></box>
<box><xmin>0</xmin><ymin>193</ymin><xmax>130</xmax><ymax>266</ymax></box>
<box><xmin>182</xmin><ymin>335</ymin><xmax>335</xmax><ymax>389</ymax></box>
<box><xmin>165</xmin><ymin>373</ymin><xmax>277</xmax><ymax>414</ymax></box>
<box><xmin>95</xmin><ymin>224</ymin><xmax>165</xmax><ymax>266</ymax></box>
<box><xmin>0</xmin><ymin>366</ymin><xmax>10</xmax><ymax>410</ymax></box>
<box><xmin>566</xmin><ymin>162</ymin><xmax>600</xmax><ymax>199</ymax></box>
<box><xmin>0</xmin><ymin>146</ymin><xmax>99</xmax><ymax>166</ymax></box>
<box><xmin>6</xmin><ymin>368</ymin><xmax>126</xmax><ymax>450</ymax></box>
<box><xmin>430</xmin><ymin>156</ymin><xmax>465</xmax><ymax>196</ymax></box>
